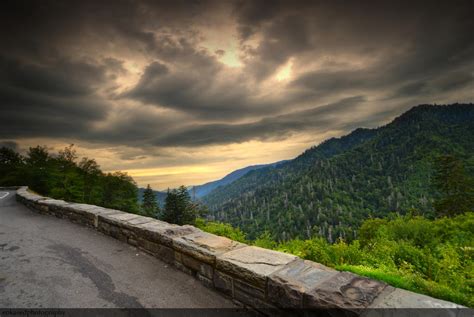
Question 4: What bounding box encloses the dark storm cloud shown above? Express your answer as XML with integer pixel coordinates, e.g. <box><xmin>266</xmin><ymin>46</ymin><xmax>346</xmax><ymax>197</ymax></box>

<box><xmin>124</xmin><ymin>0</ymin><xmax>474</xmax><ymax>124</ymax></box>
<box><xmin>1</xmin><ymin>0</ymin><xmax>473</xmax><ymax>150</ymax></box>
<box><xmin>235</xmin><ymin>0</ymin><xmax>474</xmax><ymax>85</ymax></box>
<box><xmin>151</xmin><ymin>96</ymin><xmax>366</xmax><ymax>146</ymax></box>
<box><xmin>0</xmin><ymin>54</ymin><xmax>111</xmax><ymax>139</ymax></box>
<box><xmin>125</xmin><ymin>59</ymin><xmax>280</xmax><ymax>120</ymax></box>
<box><xmin>0</xmin><ymin>55</ymin><xmax>106</xmax><ymax>97</ymax></box>
<box><xmin>84</xmin><ymin>106</ymin><xmax>179</xmax><ymax>145</ymax></box>
<box><xmin>392</xmin><ymin>71</ymin><xmax>474</xmax><ymax>99</ymax></box>
<box><xmin>0</xmin><ymin>0</ymin><xmax>217</xmax><ymax>60</ymax></box>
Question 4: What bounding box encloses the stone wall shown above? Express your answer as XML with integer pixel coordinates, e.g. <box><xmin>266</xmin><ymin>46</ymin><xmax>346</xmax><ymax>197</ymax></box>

<box><xmin>14</xmin><ymin>187</ymin><xmax>465</xmax><ymax>314</ymax></box>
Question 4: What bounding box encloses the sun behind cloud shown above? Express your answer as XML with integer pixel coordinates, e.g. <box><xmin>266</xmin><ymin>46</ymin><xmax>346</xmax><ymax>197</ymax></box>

<box><xmin>275</xmin><ymin>58</ymin><xmax>294</xmax><ymax>82</ymax></box>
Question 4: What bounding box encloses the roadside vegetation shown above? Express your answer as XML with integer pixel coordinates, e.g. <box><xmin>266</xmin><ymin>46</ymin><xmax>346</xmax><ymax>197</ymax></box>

<box><xmin>0</xmin><ymin>145</ymin><xmax>140</xmax><ymax>213</ymax></box>
<box><xmin>0</xmin><ymin>144</ymin><xmax>207</xmax><ymax>222</ymax></box>
<box><xmin>196</xmin><ymin>213</ymin><xmax>473</xmax><ymax>307</ymax></box>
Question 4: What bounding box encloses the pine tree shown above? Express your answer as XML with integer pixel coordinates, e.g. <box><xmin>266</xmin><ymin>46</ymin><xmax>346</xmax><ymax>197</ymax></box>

<box><xmin>432</xmin><ymin>155</ymin><xmax>474</xmax><ymax>217</ymax></box>
<box><xmin>141</xmin><ymin>184</ymin><xmax>159</xmax><ymax>218</ymax></box>
<box><xmin>161</xmin><ymin>185</ymin><xmax>200</xmax><ymax>225</ymax></box>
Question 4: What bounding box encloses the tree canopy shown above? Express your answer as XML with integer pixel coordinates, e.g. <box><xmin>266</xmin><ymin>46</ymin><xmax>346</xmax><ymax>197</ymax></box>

<box><xmin>141</xmin><ymin>184</ymin><xmax>160</xmax><ymax>218</ymax></box>
<box><xmin>0</xmin><ymin>145</ymin><xmax>139</xmax><ymax>213</ymax></box>
<box><xmin>161</xmin><ymin>185</ymin><xmax>206</xmax><ymax>225</ymax></box>
<box><xmin>432</xmin><ymin>155</ymin><xmax>474</xmax><ymax>217</ymax></box>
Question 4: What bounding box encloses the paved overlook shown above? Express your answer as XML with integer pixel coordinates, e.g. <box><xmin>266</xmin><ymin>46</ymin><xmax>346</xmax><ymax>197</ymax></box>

<box><xmin>0</xmin><ymin>190</ymin><xmax>236</xmax><ymax>308</ymax></box>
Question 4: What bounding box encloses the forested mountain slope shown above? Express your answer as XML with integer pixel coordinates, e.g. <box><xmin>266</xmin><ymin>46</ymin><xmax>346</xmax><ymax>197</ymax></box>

<box><xmin>203</xmin><ymin>104</ymin><xmax>474</xmax><ymax>241</ymax></box>
<box><xmin>190</xmin><ymin>160</ymin><xmax>287</xmax><ymax>198</ymax></box>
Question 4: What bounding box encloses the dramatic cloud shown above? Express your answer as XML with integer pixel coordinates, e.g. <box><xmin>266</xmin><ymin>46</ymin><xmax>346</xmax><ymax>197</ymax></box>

<box><xmin>0</xmin><ymin>54</ymin><xmax>112</xmax><ymax>139</ymax></box>
<box><xmin>1</xmin><ymin>0</ymin><xmax>473</xmax><ymax>188</ymax></box>
<box><xmin>151</xmin><ymin>96</ymin><xmax>367</xmax><ymax>146</ymax></box>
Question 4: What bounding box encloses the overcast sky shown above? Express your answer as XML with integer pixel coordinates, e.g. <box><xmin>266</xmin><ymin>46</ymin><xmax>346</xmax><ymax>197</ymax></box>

<box><xmin>1</xmin><ymin>0</ymin><xmax>473</xmax><ymax>189</ymax></box>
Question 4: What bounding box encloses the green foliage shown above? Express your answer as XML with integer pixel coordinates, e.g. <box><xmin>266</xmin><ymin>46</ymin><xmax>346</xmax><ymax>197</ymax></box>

<box><xmin>253</xmin><ymin>231</ymin><xmax>278</xmax><ymax>249</ymax></box>
<box><xmin>433</xmin><ymin>155</ymin><xmax>474</xmax><ymax>217</ymax></box>
<box><xmin>204</xmin><ymin>104</ymin><xmax>474</xmax><ymax>241</ymax></box>
<box><xmin>197</xmin><ymin>213</ymin><xmax>473</xmax><ymax>307</ymax></box>
<box><xmin>78</xmin><ymin>157</ymin><xmax>102</xmax><ymax>203</ymax></box>
<box><xmin>161</xmin><ymin>185</ymin><xmax>206</xmax><ymax>225</ymax></box>
<box><xmin>280</xmin><ymin>214</ymin><xmax>473</xmax><ymax>307</ymax></box>
<box><xmin>101</xmin><ymin>171</ymin><xmax>139</xmax><ymax>213</ymax></box>
<box><xmin>141</xmin><ymin>184</ymin><xmax>160</xmax><ymax>218</ymax></box>
<box><xmin>195</xmin><ymin>218</ymin><xmax>247</xmax><ymax>243</ymax></box>
<box><xmin>0</xmin><ymin>146</ymin><xmax>24</xmax><ymax>185</ymax></box>
<box><xmin>0</xmin><ymin>144</ymin><xmax>140</xmax><ymax>213</ymax></box>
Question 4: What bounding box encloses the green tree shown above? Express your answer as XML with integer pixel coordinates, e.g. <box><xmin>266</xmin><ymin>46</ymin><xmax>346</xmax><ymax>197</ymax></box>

<box><xmin>0</xmin><ymin>145</ymin><xmax>141</xmax><ymax>213</ymax></box>
<box><xmin>433</xmin><ymin>155</ymin><xmax>474</xmax><ymax>217</ymax></box>
<box><xmin>161</xmin><ymin>185</ymin><xmax>200</xmax><ymax>225</ymax></box>
<box><xmin>52</xmin><ymin>144</ymin><xmax>82</xmax><ymax>201</ymax></box>
<box><xmin>0</xmin><ymin>146</ymin><xmax>24</xmax><ymax>185</ymax></box>
<box><xmin>25</xmin><ymin>145</ymin><xmax>52</xmax><ymax>194</ymax></box>
<box><xmin>141</xmin><ymin>184</ymin><xmax>159</xmax><ymax>218</ymax></box>
<box><xmin>78</xmin><ymin>157</ymin><xmax>102</xmax><ymax>204</ymax></box>
<box><xmin>101</xmin><ymin>171</ymin><xmax>139</xmax><ymax>214</ymax></box>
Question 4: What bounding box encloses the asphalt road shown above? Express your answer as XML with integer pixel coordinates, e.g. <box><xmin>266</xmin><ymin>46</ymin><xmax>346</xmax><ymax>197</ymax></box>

<box><xmin>0</xmin><ymin>190</ymin><xmax>236</xmax><ymax>308</ymax></box>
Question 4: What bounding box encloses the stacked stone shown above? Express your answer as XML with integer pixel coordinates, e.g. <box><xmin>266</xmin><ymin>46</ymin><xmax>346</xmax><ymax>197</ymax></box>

<box><xmin>14</xmin><ymin>186</ymin><xmax>464</xmax><ymax>314</ymax></box>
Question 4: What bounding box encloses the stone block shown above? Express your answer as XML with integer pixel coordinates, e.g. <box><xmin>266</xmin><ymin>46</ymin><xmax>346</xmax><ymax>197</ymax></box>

<box><xmin>67</xmin><ymin>203</ymin><xmax>110</xmax><ymax>215</ymax></box>
<box><xmin>268</xmin><ymin>259</ymin><xmax>337</xmax><ymax>308</ymax></box>
<box><xmin>36</xmin><ymin>202</ymin><xmax>50</xmax><ymax>214</ymax></box>
<box><xmin>39</xmin><ymin>199</ymin><xmax>68</xmax><ymax>206</ymax></box>
<box><xmin>99</xmin><ymin>221</ymin><xmax>128</xmax><ymax>241</ymax></box>
<box><xmin>126</xmin><ymin>216</ymin><xmax>154</xmax><ymax>226</ymax></box>
<box><xmin>197</xmin><ymin>273</ymin><xmax>214</xmax><ymax>289</ymax></box>
<box><xmin>99</xmin><ymin>212</ymin><xmax>142</xmax><ymax>226</ymax></box>
<box><xmin>366</xmin><ymin>286</ymin><xmax>464</xmax><ymax>309</ymax></box>
<box><xmin>128</xmin><ymin>237</ymin><xmax>139</xmax><ymax>246</ymax></box>
<box><xmin>173</xmin><ymin>231</ymin><xmax>246</xmax><ymax>264</ymax></box>
<box><xmin>304</xmin><ymin>271</ymin><xmax>386</xmax><ymax>309</ymax></box>
<box><xmin>62</xmin><ymin>203</ymin><xmax>120</xmax><ymax>227</ymax></box>
<box><xmin>92</xmin><ymin>208</ymin><xmax>124</xmax><ymax>227</ymax></box>
<box><xmin>19</xmin><ymin>192</ymin><xmax>45</xmax><ymax>202</ymax></box>
<box><xmin>234</xmin><ymin>284</ymin><xmax>278</xmax><ymax>311</ymax></box>
<box><xmin>216</xmin><ymin>246</ymin><xmax>297</xmax><ymax>289</ymax></box>
<box><xmin>175</xmin><ymin>252</ymin><xmax>214</xmax><ymax>279</ymax></box>
<box><xmin>137</xmin><ymin>238</ymin><xmax>175</xmax><ymax>264</ymax></box>
<box><xmin>199</xmin><ymin>261</ymin><xmax>214</xmax><ymax>279</ymax></box>
<box><xmin>234</xmin><ymin>279</ymin><xmax>265</xmax><ymax>300</ymax></box>
<box><xmin>155</xmin><ymin>244</ymin><xmax>175</xmax><ymax>264</ymax></box>
<box><xmin>40</xmin><ymin>199</ymin><xmax>70</xmax><ymax>216</ymax></box>
<box><xmin>97</xmin><ymin>212</ymin><xmax>151</xmax><ymax>241</ymax></box>
<box><xmin>213</xmin><ymin>270</ymin><xmax>234</xmax><ymax>297</ymax></box>
<box><xmin>135</xmin><ymin>221</ymin><xmax>200</xmax><ymax>247</ymax></box>
<box><xmin>174</xmin><ymin>261</ymin><xmax>194</xmax><ymax>276</ymax></box>
<box><xmin>63</xmin><ymin>205</ymin><xmax>95</xmax><ymax>226</ymax></box>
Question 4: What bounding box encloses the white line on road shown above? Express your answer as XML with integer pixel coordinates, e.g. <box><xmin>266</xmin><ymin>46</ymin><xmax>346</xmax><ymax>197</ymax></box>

<box><xmin>0</xmin><ymin>192</ymin><xmax>9</xmax><ymax>199</ymax></box>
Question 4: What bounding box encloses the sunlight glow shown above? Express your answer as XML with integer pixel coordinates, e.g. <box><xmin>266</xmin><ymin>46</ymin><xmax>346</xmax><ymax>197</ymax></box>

<box><xmin>120</xmin><ymin>165</ymin><xmax>214</xmax><ymax>178</ymax></box>
<box><xmin>275</xmin><ymin>58</ymin><xmax>293</xmax><ymax>81</ymax></box>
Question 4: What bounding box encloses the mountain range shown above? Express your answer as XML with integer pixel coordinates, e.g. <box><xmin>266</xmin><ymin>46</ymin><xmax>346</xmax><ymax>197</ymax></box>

<box><xmin>202</xmin><ymin>104</ymin><xmax>474</xmax><ymax>241</ymax></box>
<box><xmin>189</xmin><ymin>161</ymin><xmax>287</xmax><ymax>198</ymax></box>
<box><xmin>137</xmin><ymin>160</ymin><xmax>287</xmax><ymax>205</ymax></box>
